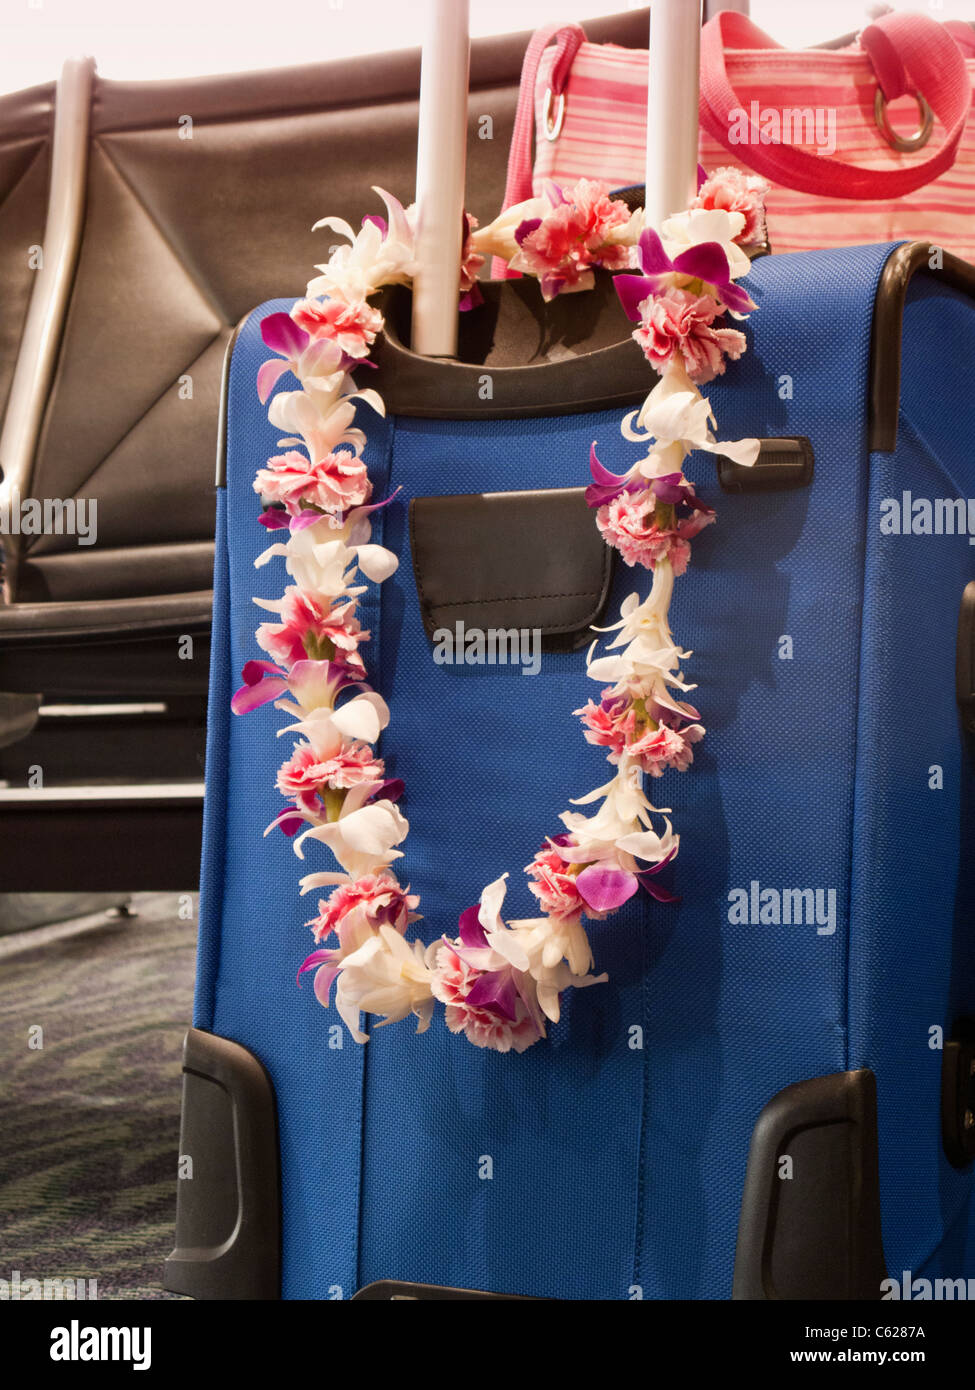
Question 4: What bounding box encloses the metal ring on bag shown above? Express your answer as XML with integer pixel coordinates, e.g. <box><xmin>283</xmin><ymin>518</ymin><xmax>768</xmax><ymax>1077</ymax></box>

<box><xmin>542</xmin><ymin>87</ymin><xmax>566</xmax><ymax>142</ymax></box>
<box><xmin>874</xmin><ymin>87</ymin><xmax>934</xmax><ymax>152</ymax></box>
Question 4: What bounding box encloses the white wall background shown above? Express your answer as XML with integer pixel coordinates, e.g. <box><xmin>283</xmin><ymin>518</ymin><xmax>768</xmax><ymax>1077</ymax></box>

<box><xmin>0</xmin><ymin>0</ymin><xmax>973</xmax><ymax>96</ymax></box>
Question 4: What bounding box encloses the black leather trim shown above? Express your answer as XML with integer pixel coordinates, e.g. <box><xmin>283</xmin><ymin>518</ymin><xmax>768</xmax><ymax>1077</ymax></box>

<box><xmin>14</xmin><ymin>542</ymin><xmax>216</xmax><ymax>604</ymax></box>
<box><xmin>91</xmin><ymin>9</ymin><xmax>650</xmax><ymax>134</ymax></box>
<box><xmin>0</xmin><ymin>590</ymin><xmax>213</xmax><ymax>645</ymax></box>
<box><xmin>409</xmin><ymin>488</ymin><xmax>613</xmax><ymax>653</ymax></box>
<box><xmin>870</xmin><ymin>242</ymin><xmax>975</xmax><ymax>453</ymax></box>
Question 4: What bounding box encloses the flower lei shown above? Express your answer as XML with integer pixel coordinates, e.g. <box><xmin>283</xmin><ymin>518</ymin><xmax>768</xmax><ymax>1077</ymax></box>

<box><xmin>233</xmin><ymin>169</ymin><xmax>767</xmax><ymax>1053</ymax></box>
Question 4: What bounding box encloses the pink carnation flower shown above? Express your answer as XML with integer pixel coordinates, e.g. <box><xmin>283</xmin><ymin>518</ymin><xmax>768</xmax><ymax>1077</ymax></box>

<box><xmin>596</xmin><ymin>487</ymin><xmax>714</xmax><ymax>574</ymax></box>
<box><xmin>575</xmin><ymin>691</ymin><xmax>636</xmax><ymax>760</ymax></box>
<box><xmin>256</xmin><ymin>586</ymin><xmax>369</xmax><ymax>669</ymax></box>
<box><xmin>290</xmin><ymin>296</ymin><xmax>384</xmax><ymax>359</ymax></box>
<box><xmin>431</xmin><ymin>945</ymin><xmax>541</xmax><ymax>1054</ymax></box>
<box><xmin>315</xmin><ymin>597</ymin><xmax>369</xmax><ymax>672</ymax></box>
<box><xmin>576</xmin><ymin>689</ymin><xmax>704</xmax><ymax>773</ymax></box>
<box><xmin>693</xmin><ymin>166</ymin><xmax>769</xmax><ymax>247</ymax></box>
<box><xmin>515</xmin><ymin>179</ymin><xmax>632</xmax><ymax>299</ymax></box>
<box><xmin>633</xmin><ymin>289</ymin><xmax>747</xmax><ymax>385</ymax></box>
<box><xmin>525</xmin><ymin>845</ymin><xmax>588</xmax><ymax>920</ymax></box>
<box><xmin>629</xmin><ymin>721</ymin><xmax>704</xmax><ymax>777</ymax></box>
<box><xmin>253</xmin><ymin>448</ymin><xmax>372</xmax><ymax>517</ymax></box>
<box><xmin>307</xmin><ymin>872</ymin><xmax>419</xmax><ymax>943</ymax></box>
<box><xmin>277</xmin><ymin>740</ymin><xmax>384</xmax><ymax>810</ymax></box>
<box><xmin>459</xmin><ymin>212</ymin><xmax>485</xmax><ymax>308</ymax></box>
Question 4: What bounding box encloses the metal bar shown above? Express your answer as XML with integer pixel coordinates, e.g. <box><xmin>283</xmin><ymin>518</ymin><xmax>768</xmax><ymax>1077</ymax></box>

<box><xmin>410</xmin><ymin>0</ymin><xmax>470</xmax><ymax>358</ymax></box>
<box><xmin>39</xmin><ymin>703</ymin><xmax>170</xmax><ymax>718</ymax></box>
<box><xmin>0</xmin><ymin>56</ymin><xmax>95</xmax><ymax>602</ymax></box>
<box><xmin>645</xmin><ymin>0</ymin><xmax>701</xmax><ymax>233</ymax></box>
<box><xmin>0</xmin><ymin>783</ymin><xmax>205</xmax><ymax>803</ymax></box>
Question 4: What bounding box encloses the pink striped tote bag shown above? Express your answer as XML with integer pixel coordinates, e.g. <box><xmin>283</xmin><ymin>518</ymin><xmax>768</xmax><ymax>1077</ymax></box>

<box><xmin>498</xmin><ymin>10</ymin><xmax>975</xmax><ymax>261</ymax></box>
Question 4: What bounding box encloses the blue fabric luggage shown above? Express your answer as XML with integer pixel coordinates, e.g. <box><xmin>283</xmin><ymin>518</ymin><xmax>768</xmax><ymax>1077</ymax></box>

<box><xmin>164</xmin><ymin>234</ymin><xmax>975</xmax><ymax>1302</ymax></box>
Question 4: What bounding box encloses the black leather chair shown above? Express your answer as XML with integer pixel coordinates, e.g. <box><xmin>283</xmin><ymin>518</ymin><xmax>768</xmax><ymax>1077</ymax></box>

<box><xmin>0</xmin><ymin>10</ymin><xmax>651</xmax><ymax>889</ymax></box>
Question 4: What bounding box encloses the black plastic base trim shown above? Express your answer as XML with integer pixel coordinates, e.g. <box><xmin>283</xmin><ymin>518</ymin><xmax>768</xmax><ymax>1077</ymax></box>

<box><xmin>163</xmin><ymin>1027</ymin><xmax>281</xmax><ymax>1300</ymax></box>
<box><xmin>732</xmin><ymin>1068</ymin><xmax>888</xmax><ymax>1300</ymax></box>
<box><xmin>353</xmin><ymin>1280</ymin><xmax>532</xmax><ymax>1301</ymax></box>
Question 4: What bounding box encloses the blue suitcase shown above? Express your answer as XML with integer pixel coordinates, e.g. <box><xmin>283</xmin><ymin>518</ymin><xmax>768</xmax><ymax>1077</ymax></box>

<box><xmin>163</xmin><ymin>232</ymin><xmax>975</xmax><ymax>1301</ymax></box>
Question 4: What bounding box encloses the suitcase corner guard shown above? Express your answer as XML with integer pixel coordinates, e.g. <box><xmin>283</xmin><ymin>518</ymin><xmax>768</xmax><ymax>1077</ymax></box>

<box><xmin>163</xmin><ymin>1027</ymin><xmax>281</xmax><ymax>1300</ymax></box>
<box><xmin>732</xmin><ymin>1068</ymin><xmax>888</xmax><ymax>1301</ymax></box>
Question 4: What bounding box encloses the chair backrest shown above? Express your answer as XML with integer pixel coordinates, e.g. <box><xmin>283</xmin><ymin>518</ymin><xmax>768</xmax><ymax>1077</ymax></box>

<box><xmin>0</xmin><ymin>80</ymin><xmax>55</xmax><ymax>437</ymax></box>
<box><xmin>6</xmin><ymin>9</ymin><xmax>651</xmax><ymax>607</ymax></box>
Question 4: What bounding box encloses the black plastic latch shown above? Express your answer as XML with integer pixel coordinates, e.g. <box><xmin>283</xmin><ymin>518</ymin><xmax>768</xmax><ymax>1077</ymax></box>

<box><xmin>957</xmin><ymin>582</ymin><xmax>975</xmax><ymax>736</ymax></box>
<box><xmin>942</xmin><ymin>1020</ymin><xmax>975</xmax><ymax>1169</ymax></box>
<box><xmin>717</xmin><ymin>437</ymin><xmax>814</xmax><ymax>493</ymax></box>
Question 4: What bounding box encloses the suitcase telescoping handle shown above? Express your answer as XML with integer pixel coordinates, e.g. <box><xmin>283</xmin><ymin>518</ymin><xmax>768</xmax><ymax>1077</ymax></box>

<box><xmin>411</xmin><ymin>0</ymin><xmax>470</xmax><ymax>358</ymax></box>
<box><xmin>411</xmin><ymin>0</ymin><xmax>701</xmax><ymax>356</ymax></box>
<box><xmin>495</xmin><ymin>0</ymin><xmax>702</xmax><ymax>277</ymax></box>
<box><xmin>646</xmin><ymin>0</ymin><xmax>701</xmax><ymax>233</ymax></box>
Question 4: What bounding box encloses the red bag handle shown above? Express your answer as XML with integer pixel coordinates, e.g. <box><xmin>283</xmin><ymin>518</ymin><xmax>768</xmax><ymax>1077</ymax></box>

<box><xmin>699</xmin><ymin>10</ymin><xmax>972</xmax><ymax>200</ymax></box>
<box><xmin>492</xmin><ymin>21</ymin><xmax>586</xmax><ymax>279</ymax></box>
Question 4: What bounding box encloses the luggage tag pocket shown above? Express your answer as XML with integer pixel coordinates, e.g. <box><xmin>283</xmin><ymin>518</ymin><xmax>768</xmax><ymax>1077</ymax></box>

<box><xmin>409</xmin><ymin>487</ymin><xmax>614</xmax><ymax>656</ymax></box>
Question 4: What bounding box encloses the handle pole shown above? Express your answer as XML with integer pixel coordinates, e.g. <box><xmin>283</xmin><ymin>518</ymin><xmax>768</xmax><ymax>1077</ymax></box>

<box><xmin>645</xmin><ymin>0</ymin><xmax>701</xmax><ymax>232</ymax></box>
<box><xmin>411</xmin><ymin>0</ymin><xmax>470</xmax><ymax>358</ymax></box>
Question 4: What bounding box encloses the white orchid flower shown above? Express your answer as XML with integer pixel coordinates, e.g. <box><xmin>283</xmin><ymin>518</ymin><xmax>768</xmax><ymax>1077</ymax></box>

<box><xmin>472</xmin><ymin>874</ymin><xmax>531</xmax><ymax>971</ymax></box>
<box><xmin>504</xmin><ymin>919</ymin><xmax>609</xmax><ymax>1020</ymax></box>
<box><xmin>621</xmin><ymin>366</ymin><xmax>760</xmax><ymax>469</ymax></box>
<box><xmin>508</xmin><ymin>913</ymin><xmax>596</xmax><ymax>980</ymax></box>
<box><xmin>255</xmin><ymin>519</ymin><xmax>398</xmax><ymax>594</ymax></box>
<box><xmin>293</xmin><ymin>797</ymin><xmax>409</xmax><ymax>878</ymax></box>
<box><xmin>277</xmin><ymin>690</ymin><xmax>390</xmax><ymax>753</ymax></box>
<box><xmin>333</xmin><ymin>925</ymin><xmax>437</xmax><ymax>1043</ymax></box>
<box><xmin>269</xmin><ymin>383</ymin><xmax>384</xmax><ymax>457</ymax></box>
<box><xmin>469</xmin><ymin>195</ymin><xmax>550</xmax><ymax>262</ymax></box>
<box><xmin>602</xmin><ymin>204</ymin><xmax>645</xmax><ymax>249</ymax></box>
<box><xmin>585</xmin><ymin>568</ymin><xmax>689</xmax><ymax>685</ymax></box>
<box><xmin>560</xmin><ymin>763</ymin><xmax>678</xmax><ymax>867</ymax></box>
<box><xmin>307</xmin><ymin>187</ymin><xmax>417</xmax><ymax>302</ymax></box>
<box><xmin>660</xmin><ymin>206</ymin><xmax>751</xmax><ymax>281</ymax></box>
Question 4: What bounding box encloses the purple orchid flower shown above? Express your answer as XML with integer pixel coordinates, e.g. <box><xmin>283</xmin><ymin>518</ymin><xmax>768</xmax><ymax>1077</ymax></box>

<box><xmin>549</xmin><ymin>833</ymin><xmax>680</xmax><ymax>910</ymax></box>
<box><xmin>230</xmin><ymin>657</ymin><xmax>364</xmax><ymax>716</ymax></box>
<box><xmin>265</xmin><ymin>806</ymin><xmax>306</xmax><ymax>838</ymax></box>
<box><xmin>258</xmin><ymin>486</ymin><xmax>403</xmax><ymax>534</ymax></box>
<box><xmin>366</xmin><ymin>777</ymin><xmax>404</xmax><ymax>805</ymax></box>
<box><xmin>585</xmin><ymin>442</ymin><xmax>645</xmax><ymax>509</ymax></box>
<box><xmin>585</xmin><ymin>447</ymin><xmax>713</xmax><ymax>514</ymax></box>
<box><xmin>296</xmin><ymin>947</ymin><xmax>340</xmax><ymax>1004</ymax></box>
<box><xmin>256</xmin><ymin>313</ymin><xmax>311</xmax><ymax>403</ymax></box>
<box><xmin>256</xmin><ymin>309</ymin><xmax>360</xmax><ymax>403</ymax></box>
<box><xmin>636</xmin><ymin>845</ymin><xmax>681</xmax><ymax>904</ymax></box>
<box><xmin>443</xmin><ymin>907</ymin><xmax>543</xmax><ymax>1033</ymax></box>
<box><xmin>614</xmin><ymin>227</ymin><xmax>756</xmax><ymax>323</ymax></box>
<box><xmin>576</xmin><ymin>862</ymin><xmax>640</xmax><ymax>913</ymax></box>
<box><xmin>577</xmin><ymin>847</ymin><xmax>681</xmax><ymax>910</ymax></box>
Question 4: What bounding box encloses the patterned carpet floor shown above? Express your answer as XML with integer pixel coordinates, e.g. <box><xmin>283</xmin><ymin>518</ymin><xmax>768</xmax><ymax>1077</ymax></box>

<box><xmin>0</xmin><ymin>893</ymin><xmax>196</xmax><ymax>1299</ymax></box>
